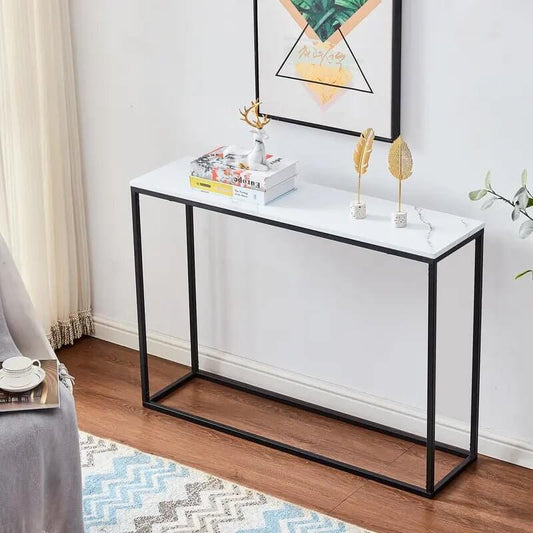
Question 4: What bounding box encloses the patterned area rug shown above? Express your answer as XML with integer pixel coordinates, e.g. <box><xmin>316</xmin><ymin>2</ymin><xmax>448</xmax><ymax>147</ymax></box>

<box><xmin>80</xmin><ymin>432</ymin><xmax>370</xmax><ymax>533</ymax></box>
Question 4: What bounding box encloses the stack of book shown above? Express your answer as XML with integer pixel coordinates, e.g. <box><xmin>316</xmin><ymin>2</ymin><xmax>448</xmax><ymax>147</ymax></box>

<box><xmin>190</xmin><ymin>147</ymin><xmax>297</xmax><ymax>205</ymax></box>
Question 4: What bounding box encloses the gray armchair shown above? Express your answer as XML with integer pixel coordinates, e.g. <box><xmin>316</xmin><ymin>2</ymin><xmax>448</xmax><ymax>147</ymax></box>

<box><xmin>0</xmin><ymin>234</ymin><xmax>83</xmax><ymax>533</ymax></box>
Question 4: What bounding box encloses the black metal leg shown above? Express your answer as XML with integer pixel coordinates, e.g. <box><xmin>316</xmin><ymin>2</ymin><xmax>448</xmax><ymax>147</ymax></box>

<box><xmin>186</xmin><ymin>205</ymin><xmax>199</xmax><ymax>374</ymax></box>
<box><xmin>132</xmin><ymin>190</ymin><xmax>150</xmax><ymax>402</ymax></box>
<box><xmin>470</xmin><ymin>231</ymin><xmax>484</xmax><ymax>457</ymax></box>
<box><xmin>426</xmin><ymin>261</ymin><xmax>437</xmax><ymax>494</ymax></box>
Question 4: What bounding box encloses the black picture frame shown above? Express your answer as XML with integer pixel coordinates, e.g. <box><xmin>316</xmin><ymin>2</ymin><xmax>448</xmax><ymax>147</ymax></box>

<box><xmin>253</xmin><ymin>0</ymin><xmax>402</xmax><ymax>143</ymax></box>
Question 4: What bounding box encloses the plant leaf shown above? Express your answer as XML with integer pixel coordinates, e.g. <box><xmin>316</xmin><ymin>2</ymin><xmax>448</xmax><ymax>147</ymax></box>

<box><xmin>484</xmin><ymin>171</ymin><xmax>491</xmax><ymax>189</ymax></box>
<box><xmin>353</xmin><ymin>128</ymin><xmax>375</xmax><ymax>177</ymax></box>
<box><xmin>514</xmin><ymin>187</ymin><xmax>529</xmax><ymax>209</ymax></box>
<box><xmin>481</xmin><ymin>197</ymin><xmax>496</xmax><ymax>210</ymax></box>
<box><xmin>290</xmin><ymin>0</ymin><xmax>369</xmax><ymax>41</ymax></box>
<box><xmin>512</xmin><ymin>205</ymin><xmax>521</xmax><ymax>221</ymax></box>
<box><xmin>522</xmin><ymin>169</ymin><xmax>528</xmax><ymax>186</ymax></box>
<box><xmin>388</xmin><ymin>136</ymin><xmax>413</xmax><ymax>181</ymax></box>
<box><xmin>515</xmin><ymin>269</ymin><xmax>533</xmax><ymax>280</ymax></box>
<box><xmin>519</xmin><ymin>220</ymin><xmax>533</xmax><ymax>238</ymax></box>
<box><xmin>469</xmin><ymin>189</ymin><xmax>487</xmax><ymax>201</ymax></box>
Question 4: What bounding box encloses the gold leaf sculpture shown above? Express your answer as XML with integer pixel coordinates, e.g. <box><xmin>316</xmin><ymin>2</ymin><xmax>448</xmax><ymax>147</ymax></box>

<box><xmin>353</xmin><ymin>128</ymin><xmax>375</xmax><ymax>204</ymax></box>
<box><xmin>388</xmin><ymin>135</ymin><xmax>413</xmax><ymax>212</ymax></box>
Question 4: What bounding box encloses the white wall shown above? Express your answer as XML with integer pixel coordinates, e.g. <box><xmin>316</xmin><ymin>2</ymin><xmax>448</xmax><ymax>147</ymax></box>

<box><xmin>70</xmin><ymin>0</ymin><xmax>533</xmax><ymax>467</ymax></box>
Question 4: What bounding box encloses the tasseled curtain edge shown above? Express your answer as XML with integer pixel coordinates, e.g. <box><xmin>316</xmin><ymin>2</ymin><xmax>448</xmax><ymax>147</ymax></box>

<box><xmin>47</xmin><ymin>309</ymin><xmax>95</xmax><ymax>350</ymax></box>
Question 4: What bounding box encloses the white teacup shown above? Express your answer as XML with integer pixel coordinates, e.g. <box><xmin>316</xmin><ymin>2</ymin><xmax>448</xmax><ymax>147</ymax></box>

<box><xmin>2</xmin><ymin>356</ymin><xmax>41</xmax><ymax>383</ymax></box>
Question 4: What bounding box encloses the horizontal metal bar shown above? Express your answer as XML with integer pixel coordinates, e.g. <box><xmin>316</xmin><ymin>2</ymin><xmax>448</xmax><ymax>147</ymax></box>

<box><xmin>434</xmin><ymin>455</ymin><xmax>476</xmax><ymax>494</ymax></box>
<box><xmin>131</xmin><ymin>187</ymin><xmax>433</xmax><ymax>264</ymax></box>
<box><xmin>144</xmin><ymin>399</ymin><xmax>432</xmax><ymax>497</ymax></box>
<box><xmin>150</xmin><ymin>372</ymin><xmax>195</xmax><ymax>403</ymax></box>
<box><xmin>197</xmin><ymin>371</ymin><xmax>469</xmax><ymax>459</ymax></box>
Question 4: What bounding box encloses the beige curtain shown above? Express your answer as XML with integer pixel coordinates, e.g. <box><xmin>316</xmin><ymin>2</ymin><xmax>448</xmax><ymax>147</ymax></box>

<box><xmin>0</xmin><ymin>0</ymin><xmax>93</xmax><ymax>349</ymax></box>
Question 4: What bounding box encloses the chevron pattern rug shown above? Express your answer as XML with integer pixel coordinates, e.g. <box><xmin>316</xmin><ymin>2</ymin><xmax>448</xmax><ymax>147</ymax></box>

<box><xmin>80</xmin><ymin>432</ymin><xmax>370</xmax><ymax>533</ymax></box>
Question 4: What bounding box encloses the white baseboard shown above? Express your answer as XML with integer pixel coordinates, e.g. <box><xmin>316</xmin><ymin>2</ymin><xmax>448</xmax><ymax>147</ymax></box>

<box><xmin>93</xmin><ymin>315</ymin><xmax>533</xmax><ymax>469</ymax></box>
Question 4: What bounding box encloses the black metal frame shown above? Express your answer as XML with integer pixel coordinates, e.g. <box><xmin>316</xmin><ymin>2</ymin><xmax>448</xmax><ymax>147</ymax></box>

<box><xmin>254</xmin><ymin>0</ymin><xmax>402</xmax><ymax>142</ymax></box>
<box><xmin>131</xmin><ymin>186</ymin><xmax>484</xmax><ymax>498</ymax></box>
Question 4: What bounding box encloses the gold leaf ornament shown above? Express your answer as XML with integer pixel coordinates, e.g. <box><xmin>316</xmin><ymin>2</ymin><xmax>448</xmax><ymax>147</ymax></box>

<box><xmin>353</xmin><ymin>128</ymin><xmax>375</xmax><ymax>176</ymax></box>
<box><xmin>388</xmin><ymin>136</ymin><xmax>413</xmax><ymax>181</ymax></box>
<box><xmin>353</xmin><ymin>128</ymin><xmax>375</xmax><ymax>203</ymax></box>
<box><xmin>388</xmin><ymin>136</ymin><xmax>413</xmax><ymax>212</ymax></box>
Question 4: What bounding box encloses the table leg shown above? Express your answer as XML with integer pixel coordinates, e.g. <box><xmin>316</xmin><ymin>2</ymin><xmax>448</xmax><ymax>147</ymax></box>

<box><xmin>186</xmin><ymin>205</ymin><xmax>199</xmax><ymax>374</ymax></box>
<box><xmin>470</xmin><ymin>231</ymin><xmax>484</xmax><ymax>457</ymax></box>
<box><xmin>132</xmin><ymin>189</ymin><xmax>150</xmax><ymax>402</ymax></box>
<box><xmin>426</xmin><ymin>260</ymin><xmax>437</xmax><ymax>494</ymax></box>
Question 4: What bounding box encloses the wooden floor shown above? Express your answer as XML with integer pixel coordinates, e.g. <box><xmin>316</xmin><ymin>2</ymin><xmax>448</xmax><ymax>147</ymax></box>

<box><xmin>59</xmin><ymin>337</ymin><xmax>533</xmax><ymax>533</ymax></box>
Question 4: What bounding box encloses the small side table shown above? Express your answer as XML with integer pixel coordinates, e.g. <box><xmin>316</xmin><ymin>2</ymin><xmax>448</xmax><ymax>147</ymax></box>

<box><xmin>131</xmin><ymin>158</ymin><xmax>484</xmax><ymax>498</ymax></box>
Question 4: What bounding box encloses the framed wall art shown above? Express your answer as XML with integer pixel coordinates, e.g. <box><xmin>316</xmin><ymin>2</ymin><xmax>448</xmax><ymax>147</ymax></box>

<box><xmin>254</xmin><ymin>0</ymin><xmax>402</xmax><ymax>142</ymax></box>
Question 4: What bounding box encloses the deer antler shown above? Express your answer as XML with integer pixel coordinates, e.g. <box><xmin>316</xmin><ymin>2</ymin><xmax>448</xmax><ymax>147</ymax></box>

<box><xmin>240</xmin><ymin>100</ymin><xmax>270</xmax><ymax>130</ymax></box>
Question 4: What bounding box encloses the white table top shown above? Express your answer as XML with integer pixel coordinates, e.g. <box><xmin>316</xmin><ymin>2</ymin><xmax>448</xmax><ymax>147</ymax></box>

<box><xmin>130</xmin><ymin>158</ymin><xmax>484</xmax><ymax>260</ymax></box>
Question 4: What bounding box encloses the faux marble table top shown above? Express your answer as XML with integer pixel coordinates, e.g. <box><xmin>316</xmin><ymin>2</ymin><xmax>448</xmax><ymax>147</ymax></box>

<box><xmin>130</xmin><ymin>158</ymin><xmax>484</xmax><ymax>260</ymax></box>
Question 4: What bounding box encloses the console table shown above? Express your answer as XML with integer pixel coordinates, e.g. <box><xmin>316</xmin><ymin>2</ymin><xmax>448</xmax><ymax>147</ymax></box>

<box><xmin>131</xmin><ymin>158</ymin><xmax>484</xmax><ymax>498</ymax></box>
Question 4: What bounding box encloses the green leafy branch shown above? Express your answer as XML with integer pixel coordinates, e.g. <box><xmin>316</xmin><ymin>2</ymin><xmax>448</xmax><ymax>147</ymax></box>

<box><xmin>469</xmin><ymin>170</ymin><xmax>533</xmax><ymax>279</ymax></box>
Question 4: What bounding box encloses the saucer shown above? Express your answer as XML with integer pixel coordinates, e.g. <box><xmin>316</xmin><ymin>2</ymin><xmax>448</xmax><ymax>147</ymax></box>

<box><xmin>0</xmin><ymin>367</ymin><xmax>45</xmax><ymax>393</ymax></box>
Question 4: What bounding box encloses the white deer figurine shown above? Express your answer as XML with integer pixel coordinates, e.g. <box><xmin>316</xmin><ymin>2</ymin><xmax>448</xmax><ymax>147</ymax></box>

<box><xmin>223</xmin><ymin>100</ymin><xmax>271</xmax><ymax>171</ymax></box>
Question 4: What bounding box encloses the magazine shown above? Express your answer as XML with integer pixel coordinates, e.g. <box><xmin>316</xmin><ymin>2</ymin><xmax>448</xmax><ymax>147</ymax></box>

<box><xmin>190</xmin><ymin>146</ymin><xmax>297</xmax><ymax>191</ymax></box>
<box><xmin>0</xmin><ymin>359</ymin><xmax>60</xmax><ymax>412</ymax></box>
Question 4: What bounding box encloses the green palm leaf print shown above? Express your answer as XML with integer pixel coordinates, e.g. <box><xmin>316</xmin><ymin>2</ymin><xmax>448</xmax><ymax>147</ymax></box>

<box><xmin>290</xmin><ymin>0</ymin><xmax>369</xmax><ymax>42</ymax></box>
